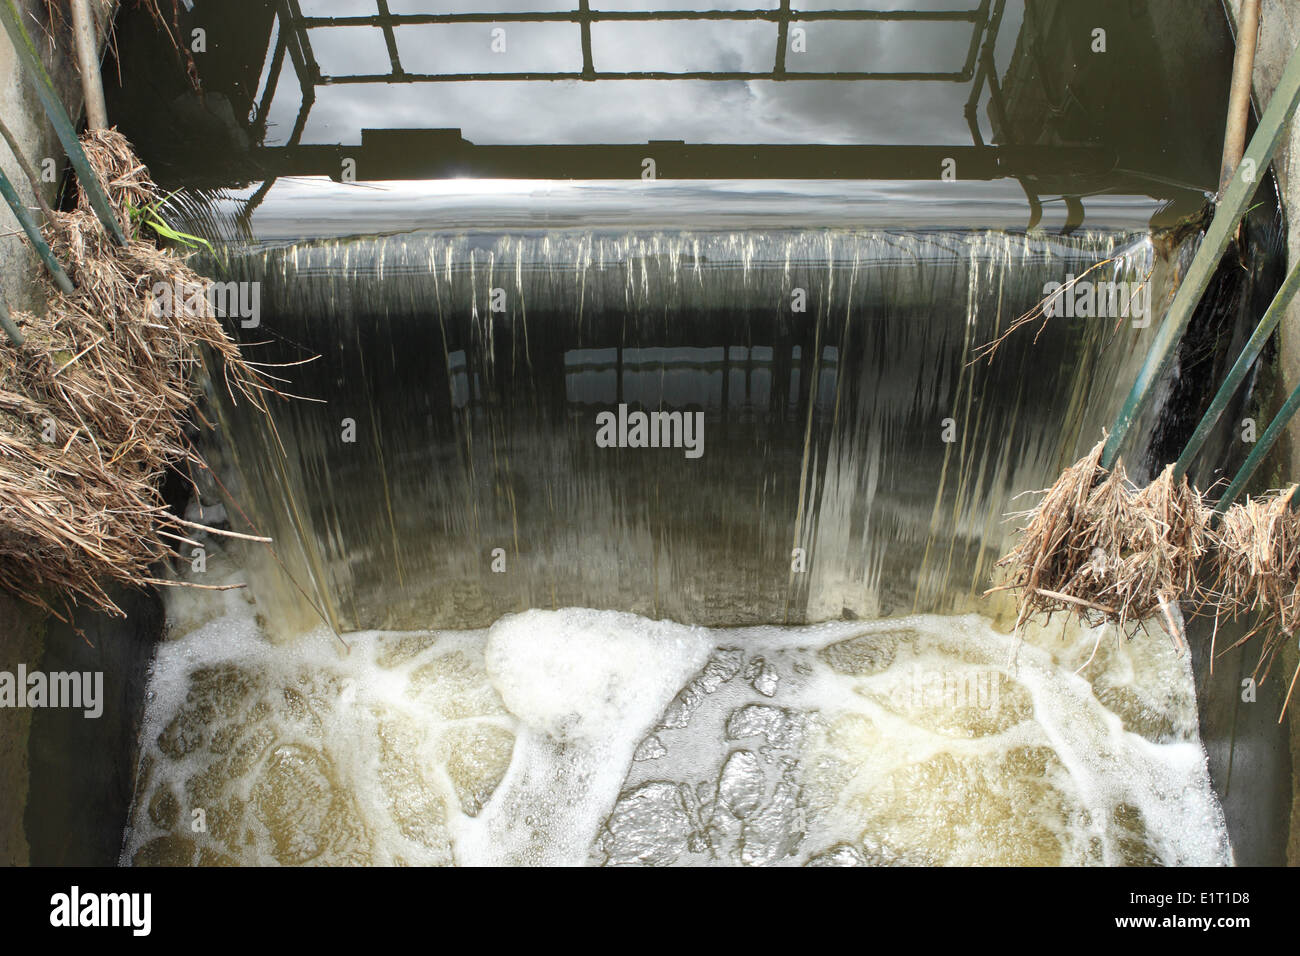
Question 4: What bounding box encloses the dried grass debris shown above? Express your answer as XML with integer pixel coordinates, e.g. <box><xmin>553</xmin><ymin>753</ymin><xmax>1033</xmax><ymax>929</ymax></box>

<box><xmin>0</xmin><ymin>128</ymin><xmax>274</xmax><ymax>620</ymax></box>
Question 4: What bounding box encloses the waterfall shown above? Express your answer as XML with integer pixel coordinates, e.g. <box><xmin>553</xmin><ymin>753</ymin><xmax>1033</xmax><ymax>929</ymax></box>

<box><xmin>197</xmin><ymin>226</ymin><xmax>1163</xmax><ymax>634</ymax></box>
<box><xmin>116</xmin><ymin>196</ymin><xmax>1238</xmax><ymax>869</ymax></box>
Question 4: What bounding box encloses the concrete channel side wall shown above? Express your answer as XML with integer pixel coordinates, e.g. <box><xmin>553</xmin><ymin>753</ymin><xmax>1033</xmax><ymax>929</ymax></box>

<box><xmin>0</xmin><ymin>0</ymin><xmax>131</xmax><ymax>867</ymax></box>
<box><xmin>1225</xmin><ymin>0</ymin><xmax>1300</xmax><ymax>866</ymax></box>
<box><xmin>0</xmin><ymin>0</ymin><xmax>85</xmax><ymax>870</ymax></box>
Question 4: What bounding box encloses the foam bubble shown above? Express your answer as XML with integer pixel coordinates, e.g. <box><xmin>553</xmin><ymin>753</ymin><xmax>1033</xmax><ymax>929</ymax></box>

<box><xmin>122</xmin><ymin>573</ymin><xmax>1231</xmax><ymax>866</ymax></box>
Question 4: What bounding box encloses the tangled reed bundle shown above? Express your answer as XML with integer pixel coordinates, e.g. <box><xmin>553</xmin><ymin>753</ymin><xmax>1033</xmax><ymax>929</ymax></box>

<box><xmin>0</xmin><ymin>129</ymin><xmax>275</xmax><ymax>619</ymax></box>
<box><xmin>994</xmin><ymin>438</ymin><xmax>1300</xmax><ymax>712</ymax></box>
<box><xmin>994</xmin><ymin>440</ymin><xmax>1208</xmax><ymax>635</ymax></box>
<box><xmin>1209</xmin><ymin>488</ymin><xmax>1300</xmax><ymax>674</ymax></box>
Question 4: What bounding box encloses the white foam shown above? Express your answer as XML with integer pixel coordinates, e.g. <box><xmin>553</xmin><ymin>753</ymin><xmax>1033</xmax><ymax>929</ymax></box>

<box><xmin>122</xmin><ymin>573</ymin><xmax>1231</xmax><ymax>867</ymax></box>
<box><xmin>457</xmin><ymin>609</ymin><xmax>713</xmax><ymax>865</ymax></box>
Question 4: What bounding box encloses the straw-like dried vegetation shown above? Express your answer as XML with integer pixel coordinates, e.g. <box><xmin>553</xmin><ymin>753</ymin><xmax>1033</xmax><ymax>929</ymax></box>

<box><xmin>971</xmin><ymin>256</ymin><xmax>1153</xmax><ymax>366</ymax></box>
<box><xmin>0</xmin><ymin>129</ymin><xmax>276</xmax><ymax>621</ymax></box>
<box><xmin>993</xmin><ymin>438</ymin><xmax>1300</xmax><ymax>715</ymax></box>
<box><xmin>1206</xmin><ymin>488</ymin><xmax>1300</xmax><ymax>691</ymax></box>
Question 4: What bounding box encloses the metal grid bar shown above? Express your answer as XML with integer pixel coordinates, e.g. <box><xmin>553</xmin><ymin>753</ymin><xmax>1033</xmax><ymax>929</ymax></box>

<box><xmin>774</xmin><ymin>0</ymin><xmax>791</xmax><ymax>76</ymax></box>
<box><xmin>288</xmin><ymin>5</ymin><xmax>987</xmax><ymax>84</ymax></box>
<box><xmin>578</xmin><ymin>0</ymin><xmax>595</xmax><ymax>79</ymax></box>
<box><xmin>237</xmin><ymin>3</ymin><xmax>1042</xmax><ymax>194</ymax></box>
<box><xmin>251</xmin><ymin>18</ymin><xmax>288</xmax><ymax>137</ymax></box>
<box><xmin>319</xmin><ymin>69</ymin><xmax>972</xmax><ymax>82</ymax></box>
<box><xmin>277</xmin><ymin>0</ymin><xmax>318</xmax><ymax>145</ymax></box>
<box><xmin>375</xmin><ymin>0</ymin><xmax>406</xmax><ymax>77</ymax></box>
<box><xmin>961</xmin><ymin>0</ymin><xmax>1041</xmax><ymax>222</ymax></box>
<box><xmin>959</xmin><ymin>0</ymin><xmax>992</xmax><ymax>89</ymax></box>
<box><xmin>299</xmin><ymin>10</ymin><xmax>987</xmax><ymax>27</ymax></box>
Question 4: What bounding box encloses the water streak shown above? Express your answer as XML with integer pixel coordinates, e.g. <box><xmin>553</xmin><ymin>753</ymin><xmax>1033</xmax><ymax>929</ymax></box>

<box><xmin>199</xmin><ymin>228</ymin><xmax>1163</xmax><ymax>633</ymax></box>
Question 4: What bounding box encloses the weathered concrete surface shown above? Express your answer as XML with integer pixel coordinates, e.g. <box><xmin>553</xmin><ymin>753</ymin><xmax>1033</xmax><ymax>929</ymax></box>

<box><xmin>0</xmin><ymin>0</ymin><xmax>109</xmax><ymax>312</ymax></box>
<box><xmin>1190</xmin><ymin>613</ymin><xmax>1295</xmax><ymax>866</ymax></box>
<box><xmin>0</xmin><ymin>0</ymin><xmax>116</xmax><ymax>866</ymax></box>
<box><xmin>0</xmin><ymin>595</ymin><xmax>42</xmax><ymax>865</ymax></box>
<box><xmin>24</xmin><ymin>585</ymin><xmax>162</xmax><ymax>865</ymax></box>
<box><xmin>1226</xmin><ymin>0</ymin><xmax>1300</xmax><ymax>866</ymax></box>
<box><xmin>0</xmin><ymin>0</ymin><xmax>77</xmax><ymax>871</ymax></box>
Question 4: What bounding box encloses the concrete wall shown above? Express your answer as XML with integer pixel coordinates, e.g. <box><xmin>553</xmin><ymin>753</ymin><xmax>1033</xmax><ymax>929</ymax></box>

<box><xmin>0</xmin><ymin>0</ymin><xmax>122</xmax><ymax>866</ymax></box>
<box><xmin>1225</xmin><ymin>0</ymin><xmax>1300</xmax><ymax>865</ymax></box>
<box><xmin>24</xmin><ymin>586</ymin><xmax>162</xmax><ymax>865</ymax></box>
<box><xmin>0</xmin><ymin>1</ymin><xmax>112</xmax><ymax>312</ymax></box>
<box><xmin>0</xmin><ymin>595</ymin><xmax>43</xmax><ymax>865</ymax></box>
<box><xmin>0</xmin><ymin>0</ymin><xmax>78</xmax><ymax>870</ymax></box>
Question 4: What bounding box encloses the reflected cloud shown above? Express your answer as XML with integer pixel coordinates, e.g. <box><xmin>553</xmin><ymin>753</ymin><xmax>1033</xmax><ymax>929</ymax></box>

<box><xmin>264</xmin><ymin>0</ymin><xmax>1023</xmax><ymax>148</ymax></box>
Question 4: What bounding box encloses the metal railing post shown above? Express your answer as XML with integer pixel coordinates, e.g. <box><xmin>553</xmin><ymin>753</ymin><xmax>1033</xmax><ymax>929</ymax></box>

<box><xmin>1174</xmin><ymin>257</ymin><xmax>1300</xmax><ymax>479</ymax></box>
<box><xmin>0</xmin><ymin>166</ymin><xmax>75</xmax><ymax>294</ymax></box>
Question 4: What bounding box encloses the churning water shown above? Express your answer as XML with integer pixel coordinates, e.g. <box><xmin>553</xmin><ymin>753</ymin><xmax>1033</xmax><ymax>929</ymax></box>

<box><xmin>125</xmin><ymin>539</ymin><xmax>1228</xmax><ymax>867</ymax></box>
<box><xmin>118</xmin><ymin>208</ymin><xmax>1232</xmax><ymax>866</ymax></box>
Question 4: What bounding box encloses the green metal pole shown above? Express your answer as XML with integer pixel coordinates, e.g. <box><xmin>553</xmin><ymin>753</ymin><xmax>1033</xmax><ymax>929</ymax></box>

<box><xmin>0</xmin><ymin>0</ymin><xmax>127</xmax><ymax>246</ymax></box>
<box><xmin>1103</xmin><ymin>40</ymin><xmax>1300</xmax><ymax>470</ymax></box>
<box><xmin>0</xmin><ymin>286</ymin><xmax>25</xmax><ymax>348</ymax></box>
<box><xmin>1174</xmin><ymin>256</ymin><xmax>1300</xmax><ymax>479</ymax></box>
<box><xmin>0</xmin><ymin>167</ymin><xmax>74</xmax><ymax>295</ymax></box>
<box><xmin>1214</xmin><ymin>377</ymin><xmax>1300</xmax><ymax>513</ymax></box>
